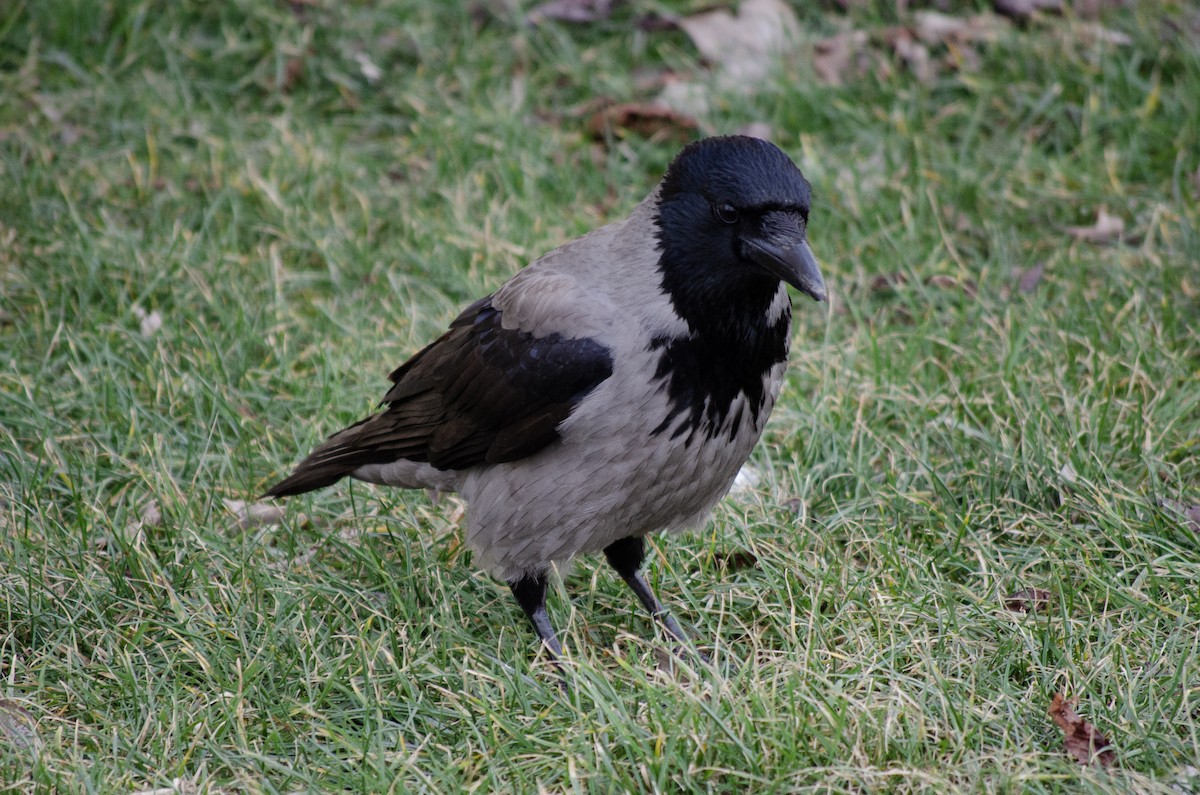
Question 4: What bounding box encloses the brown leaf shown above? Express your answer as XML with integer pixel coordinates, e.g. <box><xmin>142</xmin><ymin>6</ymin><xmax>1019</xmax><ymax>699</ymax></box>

<box><xmin>679</xmin><ymin>0</ymin><xmax>801</xmax><ymax>84</ymax></box>
<box><xmin>913</xmin><ymin>11</ymin><xmax>1009</xmax><ymax>46</ymax></box>
<box><xmin>889</xmin><ymin>29</ymin><xmax>935</xmax><ymax>84</ymax></box>
<box><xmin>992</xmin><ymin>0</ymin><xmax>1062</xmax><ymax>22</ymax></box>
<box><xmin>587</xmin><ymin>102</ymin><xmax>698</xmax><ymax>144</ymax></box>
<box><xmin>715</xmin><ymin>550</ymin><xmax>759</xmax><ymax>572</ymax></box>
<box><xmin>1066</xmin><ymin>208</ymin><xmax>1125</xmax><ymax>244</ymax></box>
<box><xmin>225</xmin><ymin>499</ymin><xmax>287</xmax><ymax>530</ymax></box>
<box><xmin>1160</xmin><ymin>499</ymin><xmax>1200</xmax><ymax>533</ymax></box>
<box><xmin>736</xmin><ymin>121</ymin><xmax>773</xmax><ymax>141</ymax></box>
<box><xmin>0</xmin><ymin>699</ymin><xmax>39</xmax><ymax>750</ymax></box>
<box><xmin>1016</xmin><ymin>261</ymin><xmax>1047</xmax><ymax>294</ymax></box>
<box><xmin>527</xmin><ymin>0</ymin><xmax>614</xmax><ymax>25</ymax></box>
<box><xmin>1004</xmin><ymin>587</ymin><xmax>1052</xmax><ymax>613</ymax></box>
<box><xmin>1049</xmin><ymin>693</ymin><xmax>1116</xmax><ymax>767</ymax></box>
<box><xmin>813</xmin><ymin>30</ymin><xmax>871</xmax><ymax>86</ymax></box>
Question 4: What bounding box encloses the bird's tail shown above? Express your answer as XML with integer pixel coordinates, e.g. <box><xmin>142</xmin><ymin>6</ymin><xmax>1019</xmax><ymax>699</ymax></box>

<box><xmin>262</xmin><ymin>418</ymin><xmax>380</xmax><ymax>498</ymax></box>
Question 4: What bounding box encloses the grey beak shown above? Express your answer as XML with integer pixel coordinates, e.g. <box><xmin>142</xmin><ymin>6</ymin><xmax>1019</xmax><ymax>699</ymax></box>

<box><xmin>744</xmin><ymin>226</ymin><xmax>827</xmax><ymax>303</ymax></box>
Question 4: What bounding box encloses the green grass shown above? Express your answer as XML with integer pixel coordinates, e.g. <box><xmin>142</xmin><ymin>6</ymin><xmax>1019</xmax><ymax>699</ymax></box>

<box><xmin>2</xmin><ymin>0</ymin><xmax>1199</xmax><ymax>791</ymax></box>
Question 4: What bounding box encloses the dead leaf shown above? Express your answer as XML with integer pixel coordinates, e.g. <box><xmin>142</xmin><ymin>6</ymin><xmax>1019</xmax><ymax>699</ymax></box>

<box><xmin>888</xmin><ymin>29</ymin><xmax>935</xmax><ymax>83</ymax></box>
<box><xmin>1049</xmin><ymin>693</ymin><xmax>1116</xmax><ymax>768</ymax></box>
<box><xmin>527</xmin><ymin>0</ymin><xmax>614</xmax><ymax>25</ymax></box>
<box><xmin>1004</xmin><ymin>587</ymin><xmax>1052</xmax><ymax>613</ymax></box>
<box><xmin>1073</xmin><ymin>21</ymin><xmax>1133</xmax><ymax>46</ymax></box>
<box><xmin>736</xmin><ymin>121</ymin><xmax>773</xmax><ymax>141</ymax></box>
<box><xmin>679</xmin><ymin>0</ymin><xmax>801</xmax><ymax>84</ymax></box>
<box><xmin>813</xmin><ymin>30</ymin><xmax>871</xmax><ymax>86</ymax></box>
<box><xmin>0</xmin><ymin>699</ymin><xmax>39</xmax><ymax>750</ymax></box>
<box><xmin>992</xmin><ymin>0</ymin><xmax>1062</xmax><ymax>22</ymax></box>
<box><xmin>1066</xmin><ymin>208</ymin><xmax>1125</xmax><ymax>244</ymax></box>
<box><xmin>225</xmin><ymin>499</ymin><xmax>286</xmax><ymax>530</ymax></box>
<box><xmin>915</xmin><ymin>11</ymin><xmax>1009</xmax><ymax>45</ymax></box>
<box><xmin>587</xmin><ymin>102</ymin><xmax>698</xmax><ymax>144</ymax></box>
<box><xmin>636</xmin><ymin>12</ymin><xmax>679</xmax><ymax>33</ymax></box>
<box><xmin>1160</xmin><ymin>499</ymin><xmax>1200</xmax><ymax>533</ymax></box>
<box><xmin>715</xmin><ymin>550</ymin><xmax>759</xmax><ymax>572</ymax></box>
<box><xmin>1016</xmin><ymin>261</ymin><xmax>1047</xmax><ymax>294</ymax></box>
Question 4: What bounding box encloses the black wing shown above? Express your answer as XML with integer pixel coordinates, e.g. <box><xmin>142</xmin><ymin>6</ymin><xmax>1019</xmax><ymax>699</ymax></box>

<box><xmin>264</xmin><ymin>297</ymin><xmax>613</xmax><ymax>497</ymax></box>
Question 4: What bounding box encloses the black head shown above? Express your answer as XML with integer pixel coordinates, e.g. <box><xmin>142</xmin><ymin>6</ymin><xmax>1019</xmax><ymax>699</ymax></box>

<box><xmin>655</xmin><ymin>135</ymin><xmax>825</xmax><ymax>306</ymax></box>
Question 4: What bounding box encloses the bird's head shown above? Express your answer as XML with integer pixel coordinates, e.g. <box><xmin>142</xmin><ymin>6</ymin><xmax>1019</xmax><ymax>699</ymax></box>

<box><xmin>655</xmin><ymin>136</ymin><xmax>826</xmax><ymax>304</ymax></box>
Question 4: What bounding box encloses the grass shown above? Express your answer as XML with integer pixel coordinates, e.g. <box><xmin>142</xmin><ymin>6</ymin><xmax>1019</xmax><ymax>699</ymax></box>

<box><xmin>2</xmin><ymin>0</ymin><xmax>1199</xmax><ymax>791</ymax></box>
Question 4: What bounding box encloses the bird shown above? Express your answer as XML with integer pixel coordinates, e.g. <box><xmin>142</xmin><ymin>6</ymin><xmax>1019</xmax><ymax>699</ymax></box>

<box><xmin>264</xmin><ymin>135</ymin><xmax>826</xmax><ymax>663</ymax></box>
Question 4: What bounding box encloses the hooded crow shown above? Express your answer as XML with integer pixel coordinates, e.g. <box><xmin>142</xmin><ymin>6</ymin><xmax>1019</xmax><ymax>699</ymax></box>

<box><xmin>265</xmin><ymin>135</ymin><xmax>825</xmax><ymax>661</ymax></box>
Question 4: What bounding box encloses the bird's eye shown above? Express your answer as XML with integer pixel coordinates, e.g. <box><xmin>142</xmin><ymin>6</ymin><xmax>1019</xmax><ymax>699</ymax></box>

<box><xmin>712</xmin><ymin>203</ymin><xmax>738</xmax><ymax>225</ymax></box>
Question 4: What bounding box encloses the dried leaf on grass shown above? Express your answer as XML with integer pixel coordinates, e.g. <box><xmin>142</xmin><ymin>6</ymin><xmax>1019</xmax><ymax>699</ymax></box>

<box><xmin>1004</xmin><ymin>587</ymin><xmax>1052</xmax><ymax>613</ymax></box>
<box><xmin>992</xmin><ymin>0</ymin><xmax>1062</xmax><ymax>23</ymax></box>
<box><xmin>527</xmin><ymin>0</ymin><xmax>614</xmax><ymax>25</ymax></box>
<box><xmin>813</xmin><ymin>30</ymin><xmax>872</xmax><ymax>86</ymax></box>
<box><xmin>1016</xmin><ymin>261</ymin><xmax>1047</xmax><ymax>294</ymax></box>
<box><xmin>0</xmin><ymin>699</ymin><xmax>39</xmax><ymax>750</ymax></box>
<box><xmin>715</xmin><ymin>550</ymin><xmax>759</xmax><ymax>572</ymax></box>
<box><xmin>587</xmin><ymin>102</ymin><xmax>698</xmax><ymax>144</ymax></box>
<box><xmin>1049</xmin><ymin>693</ymin><xmax>1117</xmax><ymax>768</ymax></box>
<box><xmin>1066</xmin><ymin>208</ymin><xmax>1125</xmax><ymax>244</ymax></box>
<box><xmin>225</xmin><ymin>498</ymin><xmax>287</xmax><ymax>530</ymax></box>
<box><xmin>678</xmin><ymin>0</ymin><xmax>800</xmax><ymax>84</ymax></box>
<box><xmin>1160</xmin><ymin>499</ymin><xmax>1200</xmax><ymax>532</ymax></box>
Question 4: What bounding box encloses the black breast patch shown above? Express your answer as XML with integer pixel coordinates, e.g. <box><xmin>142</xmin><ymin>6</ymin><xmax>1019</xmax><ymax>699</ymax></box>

<box><xmin>649</xmin><ymin>303</ymin><xmax>791</xmax><ymax>444</ymax></box>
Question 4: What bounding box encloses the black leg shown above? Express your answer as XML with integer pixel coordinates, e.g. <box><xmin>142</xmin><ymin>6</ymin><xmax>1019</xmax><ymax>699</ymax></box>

<box><xmin>603</xmin><ymin>536</ymin><xmax>691</xmax><ymax>646</ymax></box>
<box><xmin>509</xmin><ymin>572</ymin><xmax>563</xmax><ymax>658</ymax></box>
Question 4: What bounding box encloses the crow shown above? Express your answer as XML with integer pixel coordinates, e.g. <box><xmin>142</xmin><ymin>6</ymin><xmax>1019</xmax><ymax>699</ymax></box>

<box><xmin>265</xmin><ymin>135</ymin><xmax>826</xmax><ymax>661</ymax></box>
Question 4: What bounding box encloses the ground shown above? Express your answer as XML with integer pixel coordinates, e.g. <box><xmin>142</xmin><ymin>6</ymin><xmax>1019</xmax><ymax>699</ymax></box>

<box><xmin>1</xmin><ymin>0</ymin><xmax>1198</xmax><ymax>792</ymax></box>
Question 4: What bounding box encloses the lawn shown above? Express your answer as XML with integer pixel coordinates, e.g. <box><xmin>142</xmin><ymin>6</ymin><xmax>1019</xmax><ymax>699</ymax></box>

<box><xmin>2</xmin><ymin>0</ymin><xmax>1199</xmax><ymax>792</ymax></box>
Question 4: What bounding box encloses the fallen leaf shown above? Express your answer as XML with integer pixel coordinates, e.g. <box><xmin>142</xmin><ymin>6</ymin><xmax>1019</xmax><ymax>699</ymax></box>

<box><xmin>781</xmin><ymin>497</ymin><xmax>805</xmax><ymax>514</ymax></box>
<box><xmin>1160</xmin><ymin>499</ymin><xmax>1200</xmax><ymax>533</ymax></box>
<box><xmin>1016</xmin><ymin>261</ymin><xmax>1047</xmax><ymax>294</ymax></box>
<box><xmin>0</xmin><ymin>699</ymin><xmax>39</xmax><ymax>750</ymax></box>
<box><xmin>914</xmin><ymin>11</ymin><xmax>1009</xmax><ymax>46</ymax></box>
<box><xmin>715</xmin><ymin>550</ymin><xmax>759</xmax><ymax>572</ymax></box>
<box><xmin>992</xmin><ymin>0</ymin><xmax>1062</xmax><ymax>22</ymax></box>
<box><xmin>1049</xmin><ymin>693</ymin><xmax>1116</xmax><ymax>768</ymax></box>
<box><xmin>636</xmin><ymin>12</ymin><xmax>679</xmax><ymax>33</ymax></box>
<box><xmin>736</xmin><ymin>121</ymin><xmax>773</xmax><ymax>141</ymax></box>
<box><xmin>813</xmin><ymin>30</ymin><xmax>872</xmax><ymax>86</ymax></box>
<box><xmin>679</xmin><ymin>0</ymin><xmax>801</xmax><ymax>84</ymax></box>
<box><xmin>1073</xmin><ymin>21</ymin><xmax>1133</xmax><ymax>46</ymax></box>
<box><xmin>587</xmin><ymin>102</ymin><xmax>698</xmax><ymax>144</ymax></box>
<box><xmin>527</xmin><ymin>0</ymin><xmax>614</xmax><ymax>25</ymax></box>
<box><xmin>1066</xmin><ymin>208</ymin><xmax>1125</xmax><ymax>244</ymax></box>
<box><xmin>888</xmin><ymin>29</ymin><xmax>935</xmax><ymax>83</ymax></box>
<box><xmin>1004</xmin><ymin>587</ymin><xmax>1052</xmax><ymax>613</ymax></box>
<box><xmin>225</xmin><ymin>499</ymin><xmax>286</xmax><ymax>530</ymax></box>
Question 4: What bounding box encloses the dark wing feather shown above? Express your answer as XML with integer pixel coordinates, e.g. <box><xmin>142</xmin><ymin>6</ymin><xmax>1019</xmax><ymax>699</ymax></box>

<box><xmin>264</xmin><ymin>297</ymin><xmax>613</xmax><ymax>497</ymax></box>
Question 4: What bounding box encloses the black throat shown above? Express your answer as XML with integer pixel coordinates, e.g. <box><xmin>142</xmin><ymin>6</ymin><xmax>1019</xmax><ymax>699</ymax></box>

<box><xmin>649</xmin><ymin>246</ymin><xmax>792</xmax><ymax>444</ymax></box>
